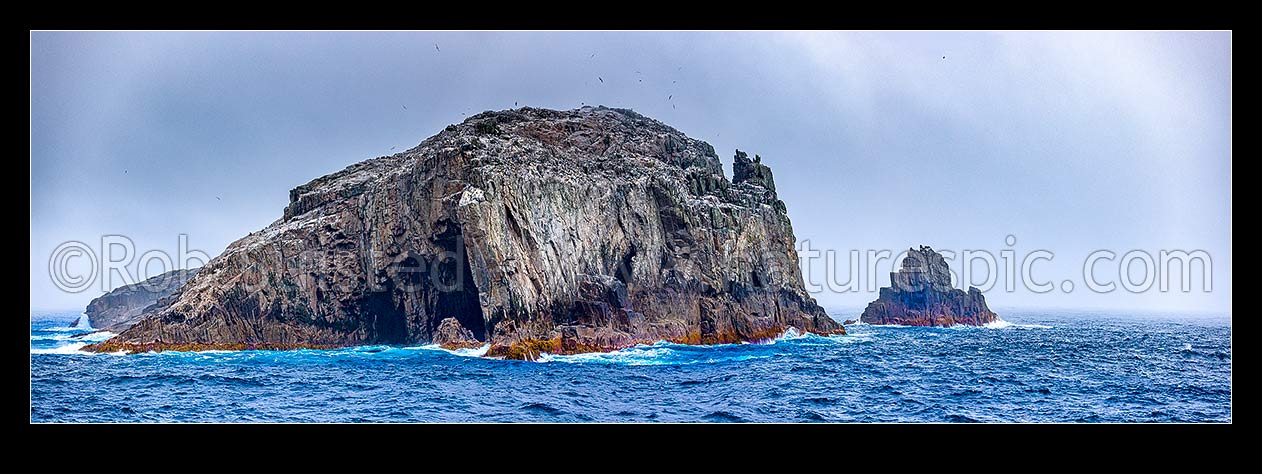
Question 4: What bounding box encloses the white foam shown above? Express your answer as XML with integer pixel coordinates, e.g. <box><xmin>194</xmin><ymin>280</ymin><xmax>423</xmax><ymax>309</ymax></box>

<box><xmin>772</xmin><ymin>327</ymin><xmax>806</xmax><ymax>343</ymax></box>
<box><xmin>71</xmin><ymin>312</ymin><xmax>91</xmax><ymax>329</ymax></box>
<box><xmin>984</xmin><ymin>319</ymin><xmax>1052</xmax><ymax>329</ymax></box>
<box><xmin>75</xmin><ymin>331</ymin><xmax>117</xmax><ymax>342</ymax></box>
<box><xmin>407</xmin><ymin>343</ymin><xmax>491</xmax><ymax>358</ymax></box>
<box><xmin>538</xmin><ymin>345</ymin><xmax>674</xmax><ymax>365</ymax></box>
<box><xmin>449</xmin><ymin>344</ymin><xmax>491</xmax><ymax>357</ymax></box>
<box><xmin>42</xmin><ymin>326</ymin><xmax>82</xmax><ymax>332</ymax></box>
<box><xmin>31</xmin><ymin>330</ymin><xmax>116</xmax><ymax>342</ymax></box>
<box><xmin>30</xmin><ymin>343</ymin><xmax>93</xmax><ymax>355</ymax></box>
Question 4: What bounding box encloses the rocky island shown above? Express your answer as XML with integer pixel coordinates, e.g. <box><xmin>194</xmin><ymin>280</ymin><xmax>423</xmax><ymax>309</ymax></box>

<box><xmin>859</xmin><ymin>246</ymin><xmax>998</xmax><ymax>327</ymax></box>
<box><xmin>84</xmin><ymin>268</ymin><xmax>200</xmax><ymax>332</ymax></box>
<box><xmin>87</xmin><ymin>106</ymin><xmax>843</xmax><ymax>358</ymax></box>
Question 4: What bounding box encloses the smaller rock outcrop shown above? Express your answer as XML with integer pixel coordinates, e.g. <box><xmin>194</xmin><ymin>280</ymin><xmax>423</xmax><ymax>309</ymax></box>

<box><xmin>433</xmin><ymin>318</ymin><xmax>482</xmax><ymax>350</ymax></box>
<box><xmin>84</xmin><ymin>268</ymin><xmax>199</xmax><ymax>332</ymax></box>
<box><xmin>860</xmin><ymin>246</ymin><xmax>998</xmax><ymax>326</ymax></box>
<box><xmin>733</xmin><ymin>150</ymin><xmax>776</xmax><ymax>192</ymax></box>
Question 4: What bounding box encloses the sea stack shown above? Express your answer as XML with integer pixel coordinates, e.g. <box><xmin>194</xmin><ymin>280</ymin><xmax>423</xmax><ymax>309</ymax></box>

<box><xmin>87</xmin><ymin>106</ymin><xmax>843</xmax><ymax>358</ymax></box>
<box><xmin>860</xmin><ymin>246</ymin><xmax>998</xmax><ymax>327</ymax></box>
<box><xmin>84</xmin><ymin>268</ymin><xmax>200</xmax><ymax>332</ymax></box>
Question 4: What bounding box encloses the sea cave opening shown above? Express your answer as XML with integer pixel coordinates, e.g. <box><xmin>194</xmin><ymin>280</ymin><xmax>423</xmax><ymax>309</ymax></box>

<box><xmin>431</xmin><ymin>222</ymin><xmax>487</xmax><ymax>342</ymax></box>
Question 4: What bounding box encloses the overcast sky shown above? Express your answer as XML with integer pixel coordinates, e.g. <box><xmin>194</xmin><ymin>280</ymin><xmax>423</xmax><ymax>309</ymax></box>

<box><xmin>30</xmin><ymin>31</ymin><xmax>1231</xmax><ymax>315</ymax></box>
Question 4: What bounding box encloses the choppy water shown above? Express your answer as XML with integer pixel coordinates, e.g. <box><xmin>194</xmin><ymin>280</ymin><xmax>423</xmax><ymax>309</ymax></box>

<box><xmin>30</xmin><ymin>309</ymin><xmax>1230</xmax><ymax>422</ymax></box>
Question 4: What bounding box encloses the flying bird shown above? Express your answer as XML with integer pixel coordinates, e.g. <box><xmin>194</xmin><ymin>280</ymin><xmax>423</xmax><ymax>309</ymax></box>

<box><xmin>215</xmin><ymin>196</ymin><xmax>221</xmax><ymax>201</ymax></box>
<box><xmin>402</xmin><ymin>105</ymin><xmax>407</xmax><ymax>110</ymax></box>
<box><xmin>435</xmin><ymin>43</ymin><xmax>440</xmax><ymax>52</ymax></box>
<box><xmin>598</xmin><ymin>77</ymin><xmax>604</xmax><ymax>84</ymax></box>
<box><xmin>667</xmin><ymin>94</ymin><xmax>672</xmax><ymax>100</ymax></box>
<box><xmin>589</xmin><ymin>53</ymin><xmax>595</xmax><ymax>59</ymax></box>
<box><xmin>514</xmin><ymin>101</ymin><xmax>518</xmax><ymax>106</ymax></box>
<box><xmin>942</xmin><ymin>56</ymin><xmax>946</xmax><ymax>60</ymax></box>
<box><xmin>390</xmin><ymin>146</ymin><xmax>396</xmax><ymax>150</ymax></box>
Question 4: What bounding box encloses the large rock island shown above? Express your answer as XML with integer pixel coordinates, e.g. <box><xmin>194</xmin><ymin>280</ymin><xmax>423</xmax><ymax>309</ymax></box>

<box><xmin>85</xmin><ymin>268</ymin><xmax>199</xmax><ymax>332</ymax></box>
<box><xmin>88</xmin><ymin>106</ymin><xmax>843</xmax><ymax>358</ymax></box>
<box><xmin>860</xmin><ymin>246</ymin><xmax>998</xmax><ymax>327</ymax></box>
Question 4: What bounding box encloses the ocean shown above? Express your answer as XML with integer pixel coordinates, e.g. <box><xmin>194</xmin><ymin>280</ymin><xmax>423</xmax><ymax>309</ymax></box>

<box><xmin>29</xmin><ymin>309</ymin><xmax>1231</xmax><ymax>423</ymax></box>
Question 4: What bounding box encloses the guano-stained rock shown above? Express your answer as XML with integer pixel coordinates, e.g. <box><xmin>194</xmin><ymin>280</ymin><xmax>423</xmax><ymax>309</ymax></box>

<box><xmin>87</xmin><ymin>106</ymin><xmax>843</xmax><ymax>357</ymax></box>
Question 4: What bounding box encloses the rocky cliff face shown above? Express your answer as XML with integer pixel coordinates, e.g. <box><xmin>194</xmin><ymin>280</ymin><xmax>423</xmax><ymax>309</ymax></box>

<box><xmin>85</xmin><ymin>268</ymin><xmax>199</xmax><ymax>332</ymax></box>
<box><xmin>88</xmin><ymin>106</ymin><xmax>842</xmax><ymax>358</ymax></box>
<box><xmin>859</xmin><ymin>246</ymin><xmax>998</xmax><ymax>327</ymax></box>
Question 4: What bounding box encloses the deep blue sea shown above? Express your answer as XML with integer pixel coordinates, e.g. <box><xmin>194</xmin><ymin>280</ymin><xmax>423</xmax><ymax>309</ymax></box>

<box><xmin>30</xmin><ymin>309</ymin><xmax>1230</xmax><ymax>422</ymax></box>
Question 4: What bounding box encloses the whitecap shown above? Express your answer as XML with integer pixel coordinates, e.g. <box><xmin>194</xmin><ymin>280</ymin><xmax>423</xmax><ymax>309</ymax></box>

<box><xmin>983</xmin><ymin>319</ymin><xmax>1012</xmax><ymax>329</ymax></box>
<box><xmin>777</xmin><ymin>327</ymin><xmax>804</xmax><ymax>340</ymax></box>
<box><xmin>406</xmin><ymin>343</ymin><xmax>491</xmax><ymax>358</ymax></box>
<box><xmin>983</xmin><ymin>319</ymin><xmax>1052</xmax><ymax>329</ymax></box>
<box><xmin>71</xmin><ymin>313</ymin><xmax>92</xmax><ymax>329</ymax></box>
<box><xmin>30</xmin><ymin>343</ymin><xmax>93</xmax><ymax>355</ymax></box>
<box><xmin>42</xmin><ymin>326</ymin><xmax>83</xmax><ymax>332</ymax></box>
<box><xmin>73</xmin><ymin>331</ymin><xmax>117</xmax><ymax>342</ymax></box>
<box><xmin>538</xmin><ymin>346</ymin><xmax>675</xmax><ymax>365</ymax></box>
<box><xmin>30</xmin><ymin>330</ymin><xmax>115</xmax><ymax>342</ymax></box>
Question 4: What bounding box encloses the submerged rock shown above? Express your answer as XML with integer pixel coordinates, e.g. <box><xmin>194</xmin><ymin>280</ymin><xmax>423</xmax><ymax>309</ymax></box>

<box><xmin>87</xmin><ymin>106</ymin><xmax>842</xmax><ymax>357</ymax></box>
<box><xmin>859</xmin><ymin>246</ymin><xmax>998</xmax><ymax>327</ymax></box>
<box><xmin>84</xmin><ymin>268</ymin><xmax>200</xmax><ymax>332</ymax></box>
